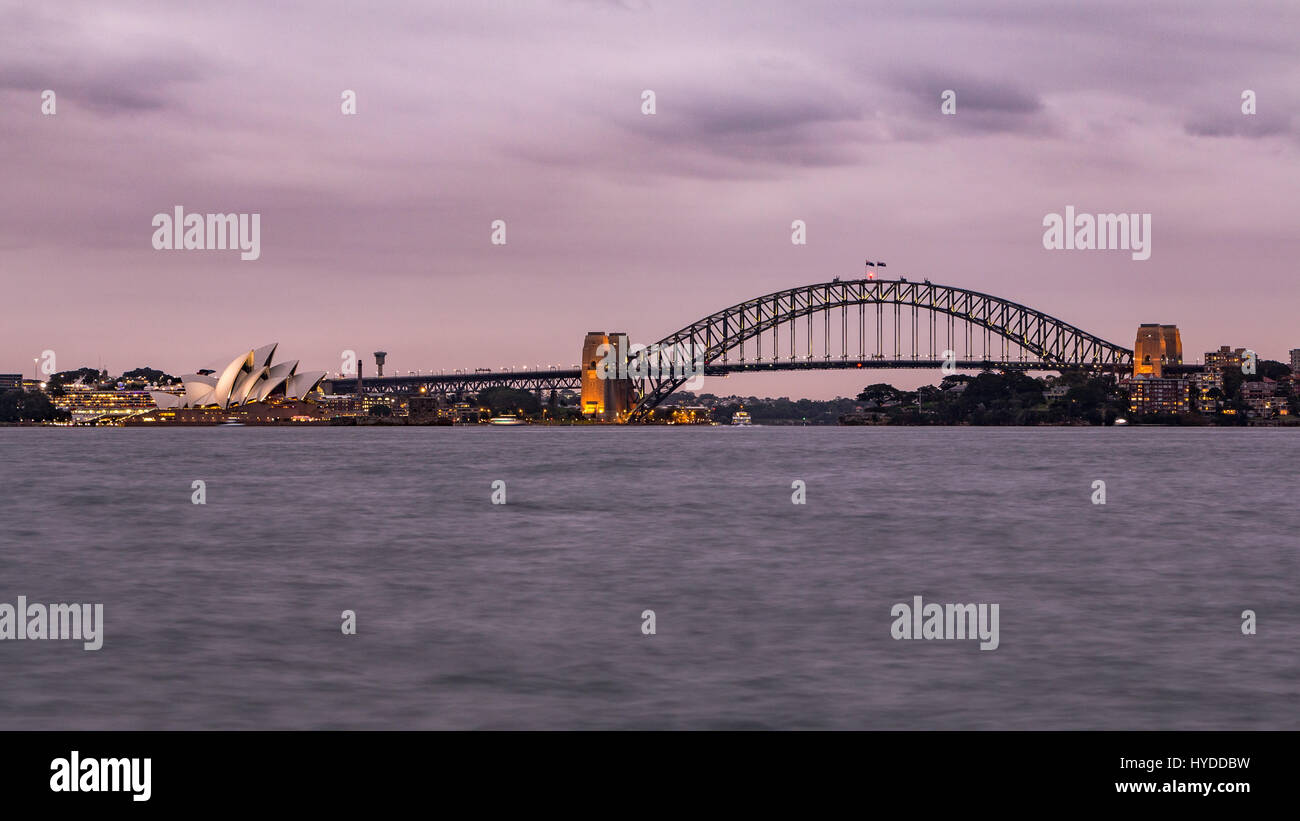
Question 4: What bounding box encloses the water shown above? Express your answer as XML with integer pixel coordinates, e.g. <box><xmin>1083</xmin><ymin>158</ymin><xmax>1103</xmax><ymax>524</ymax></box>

<box><xmin>0</xmin><ymin>426</ymin><xmax>1296</xmax><ymax>729</ymax></box>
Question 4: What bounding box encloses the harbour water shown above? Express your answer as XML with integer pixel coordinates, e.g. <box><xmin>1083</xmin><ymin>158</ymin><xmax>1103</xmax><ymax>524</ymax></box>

<box><xmin>0</xmin><ymin>426</ymin><xmax>1296</xmax><ymax>729</ymax></box>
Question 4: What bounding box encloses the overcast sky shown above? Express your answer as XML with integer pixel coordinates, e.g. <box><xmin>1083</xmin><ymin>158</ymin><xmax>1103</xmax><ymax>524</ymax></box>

<box><xmin>2</xmin><ymin>0</ymin><xmax>1297</xmax><ymax>396</ymax></box>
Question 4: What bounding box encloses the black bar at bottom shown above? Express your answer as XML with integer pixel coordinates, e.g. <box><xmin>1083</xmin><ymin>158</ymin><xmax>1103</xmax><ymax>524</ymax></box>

<box><xmin>2</xmin><ymin>731</ymin><xmax>1286</xmax><ymax>809</ymax></box>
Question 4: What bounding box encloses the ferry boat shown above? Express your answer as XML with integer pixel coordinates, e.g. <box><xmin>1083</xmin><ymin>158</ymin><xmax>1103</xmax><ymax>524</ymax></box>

<box><xmin>219</xmin><ymin>419</ymin><xmax>246</xmax><ymax>427</ymax></box>
<box><xmin>489</xmin><ymin>415</ymin><xmax>527</xmax><ymax>426</ymax></box>
<box><xmin>731</xmin><ymin>410</ymin><xmax>753</xmax><ymax>426</ymax></box>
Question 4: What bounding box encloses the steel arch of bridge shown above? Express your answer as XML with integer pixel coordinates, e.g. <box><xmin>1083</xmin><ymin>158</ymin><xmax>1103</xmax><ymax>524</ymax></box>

<box><xmin>628</xmin><ymin>278</ymin><xmax>1133</xmax><ymax>420</ymax></box>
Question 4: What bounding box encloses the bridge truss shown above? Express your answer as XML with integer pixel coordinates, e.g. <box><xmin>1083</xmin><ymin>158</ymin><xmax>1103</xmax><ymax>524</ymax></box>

<box><xmin>628</xmin><ymin>278</ymin><xmax>1132</xmax><ymax>419</ymax></box>
<box><xmin>323</xmin><ymin>369</ymin><xmax>580</xmax><ymax>398</ymax></box>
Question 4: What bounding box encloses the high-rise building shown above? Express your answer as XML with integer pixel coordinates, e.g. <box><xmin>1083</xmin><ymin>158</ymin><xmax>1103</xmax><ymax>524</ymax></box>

<box><xmin>1128</xmin><ymin>375</ymin><xmax>1189</xmax><ymax>415</ymax></box>
<box><xmin>1188</xmin><ymin>370</ymin><xmax>1222</xmax><ymax>412</ymax></box>
<box><xmin>1290</xmin><ymin>349</ymin><xmax>1300</xmax><ymax>374</ymax></box>
<box><xmin>0</xmin><ymin>374</ymin><xmax>22</xmax><ymax>391</ymax></box>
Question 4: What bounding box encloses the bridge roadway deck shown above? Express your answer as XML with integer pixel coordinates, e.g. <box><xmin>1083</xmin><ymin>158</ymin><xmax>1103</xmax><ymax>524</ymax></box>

<box><xmin>324</xmin><ymin>358</ymin><xmax>1125</xmax><ymax>395</ymax></box>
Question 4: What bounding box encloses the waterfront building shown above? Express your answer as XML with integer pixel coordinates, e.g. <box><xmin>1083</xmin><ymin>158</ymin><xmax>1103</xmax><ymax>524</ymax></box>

<box><xmin>1128</xmin><ymin>374</ymin><xmax>1189</xmax><ymax>415</ymax></box>
<box><xmin>1240</xmin><ymin>379</ymin><xmax>1281</xmax><ymax>417</ymax></box>
<box><xmin>314</xmin><ymin>394</ymin><xmax>402</xmax><ymax>417</ymax></box>
<box><xmin>406</xmin><ymin>394</ymin><xmax>445</xmax><ymax>419</ymax></box>
<box><xmin>1188</xmin><ymin>370</ymin><xmax>1222</xmax><ymax>412</ymax></box>
<box><xmin>451</xmin><ymin>401</ymin><xmax>487</xmax><ymax>423</ymax></box>
<box><xmin>124</xmin><ymin>398</ymin><xmax>326</xmax><ymax>426</ymax></box>
<box><xmin>152</xmin><ymin>343</ymin><xmax>324</xmax><ymax>410</ymax></box>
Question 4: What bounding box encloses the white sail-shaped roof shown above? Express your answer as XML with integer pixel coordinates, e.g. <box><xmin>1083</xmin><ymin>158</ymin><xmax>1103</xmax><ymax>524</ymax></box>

<box><xmin>286</xmin><ymin>370</ymin><xmax>326</xmax><ymax>400</ymax></box>
<box><xmin>232</xmin><ymin>366</ymin><xmax>269</xmax><ymax>405</ymax></box>
<box><xmin>214</xmin><ymin>351</ymin><xmax>255</xmax><ymax>409</ymax></box>
<box><xmin>252</xmin><ymin>343</ymin><xmax>278</xmax><ymax>369</ymax></box>
<box><xmin>252</xmin><ymin>360</ymin><xmax>297</xmax><ymax>402</ymax></box>
<box><xmin>150</xmin><ymin>391</ymin><xmax>185</xmax><ymax>408</ymax></box>
<box><xmin>181</xmin><ymin>374</ymin><xmax>218</xmax><ymax>406</ymax></box>
<box><xmin>155</xmin><ymin>346</ymin><xmax>323</xmax><ymax>409</ymax></box>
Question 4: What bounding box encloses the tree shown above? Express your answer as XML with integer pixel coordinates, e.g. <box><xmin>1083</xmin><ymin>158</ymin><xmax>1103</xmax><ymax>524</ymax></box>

<box><xmin>0</xmin><ymin>390</ymin><xmax>71</xmax><ymax>423</ymax></box>
<box><xmin>1255</xmin><ymin>360</ymin><xmax>1291</xmax><ymax>382</ymax></box>
<box><xmin>1222</xmin><ymin>367</ymin><xmax>1245</xmax><ymax>400</ymax></box>
<box><xmin>50</xmin><ymin>367</ymin><xmax>103</xmax><ymax>388</ymax></box>
<box><xmin>121</xmin><ymin>367</ymin><xmax>177</xmax><ymax>385</ymax></box>
<box><xmin>856</xmin><ymin>383</ymin><xmax>899</xmax><ymax>406</ymax></box>
<box><xmin>476</xmin><ymin>386</ymin><xmax>541</xmax><ymax>416</ymax></box>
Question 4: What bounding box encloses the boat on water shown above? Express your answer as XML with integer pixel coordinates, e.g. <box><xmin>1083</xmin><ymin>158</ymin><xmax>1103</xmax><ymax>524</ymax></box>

<box><xmin>219</xmin><ymin>419</ymin><xmax>246</xmax><ymax>427</ymax></box>
<box><xmin>731</xmin><ymin>410</ymin><xmax>754</xmax><ymax>426</ymax></box>
<box><xmin>489</xmin><ymin>415</ymin><xmax>527</xmax><ymax>426</ymax></box>
<box><xmin>1114</xmin><ymin>418</ymin><xmax>1128</xmax><ymax>426</ymax></box>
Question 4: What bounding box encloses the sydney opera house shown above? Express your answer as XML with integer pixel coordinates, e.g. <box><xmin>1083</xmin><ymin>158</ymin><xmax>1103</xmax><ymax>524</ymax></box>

<box><xmin>150</xmin><ymin>343</ymin><xmax>325</xmax><ymax>410</ymax></box>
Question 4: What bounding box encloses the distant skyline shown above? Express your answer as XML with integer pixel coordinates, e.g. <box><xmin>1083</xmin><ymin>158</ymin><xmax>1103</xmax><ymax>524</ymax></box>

<box><xmin>2</xmin><ymin>1</ymin><xmax>1297</xmax><ymax>397</ymax></box>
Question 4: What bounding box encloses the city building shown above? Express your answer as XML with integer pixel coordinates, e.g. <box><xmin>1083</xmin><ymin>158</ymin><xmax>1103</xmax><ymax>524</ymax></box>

<box><xmin>315</xmin><ymin>394</ymin><xmax>403</xmax><ymax>417</ymax></box>
<box><xmin>1133</xmin><ymin>324</ymin><xmax>1182</xmax><ymax>377</ymax></box>
<box><xmin>1204</xmin><ymin>346</ymin><xmax>1247</xmax><ymax>373</ymax></box>
<box><xmin>1188</xmin><ymin>370</ymin><xmax>1223</xmax><ymax>413</ymax></box>
<box><xmin>406</xmin><ymin>394</ymin><xmax>444</xmax><ymax>418</ymax></box>
<box><xmin>0</xmin><ymin>374</ymin><xmax>21</xmax><ymax>391</ymax></box>
<box><xmin>1128</xmin><ymin>374</ymin><xmax>1189</xmax><ymax>415</ymax></box>
<box><xmin>1291</xmin><ymin>349</ymin><xmax>1300</xmax><ymax>374</ymax></box>
<box><xmin>1240</xmin><ymin>379</ymin><xmax>1281</xmax><ymax>417</ymax></box>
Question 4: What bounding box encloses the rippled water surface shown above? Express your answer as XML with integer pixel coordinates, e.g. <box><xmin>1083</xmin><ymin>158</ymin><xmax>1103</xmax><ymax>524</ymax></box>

<box><xmin>0</xmin><ymin>426</ymin><xmax>1296</xmax><ymax>729</ymax></box>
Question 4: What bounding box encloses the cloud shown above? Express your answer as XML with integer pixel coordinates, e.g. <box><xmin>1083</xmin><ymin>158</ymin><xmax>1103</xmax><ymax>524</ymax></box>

<box><xmin>886</xmin><ymin>70</ymin><xmax>1051</xmax><ymax>136</ymax></box>
<box><xmin>0</xmin><ymin>53</ymin><xmax>203</xmax><ymax>114</ymax></box>
<box><xmin>640</xmin><ymin>84</ymin><xmax>868</xmax><ymax>166</ymax></box>
<box><xmin>1184</xmin><ymin>110</ymin><xmax>1293</xmax><ymax>139</ymax></box>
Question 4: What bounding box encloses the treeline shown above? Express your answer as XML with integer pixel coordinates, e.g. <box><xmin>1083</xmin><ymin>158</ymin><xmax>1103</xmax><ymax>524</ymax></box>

<box><xmin>674</xmin><ymin>371</ymin><xmax>1126</xmax><ymax>426</ymax></box>
<box><xmin>44</xmin><ymin>367</ymin><xmax>179</xmax><ymax>395</ymax></box>
<box><xmin>886</xmin><ymin>372</ymin><xmax>1127</xmax><ymax>425</ymax></box>
<box><xmin>670</xmin><ymin>393</ymin><xmax>860</xmax><ymax>425</ymax></box>
<box><xmin>0</xmin><ymin>390</ymin><xmax>71</xmax><ymax>423</ymax></box>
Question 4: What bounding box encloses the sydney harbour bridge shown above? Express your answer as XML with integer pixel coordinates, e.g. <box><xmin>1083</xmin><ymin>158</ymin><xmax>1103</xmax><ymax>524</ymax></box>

<box><xmin>321</xmin><ymin>277</ymin><xmax>1134</xmax><ymax>421</ymax></box>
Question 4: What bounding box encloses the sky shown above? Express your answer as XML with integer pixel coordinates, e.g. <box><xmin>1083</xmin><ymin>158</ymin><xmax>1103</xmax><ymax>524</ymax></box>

<box><xmin>2</xmin><ymin>0</ymin><xmax>1297</xmax><ymax>398</ymax></box>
